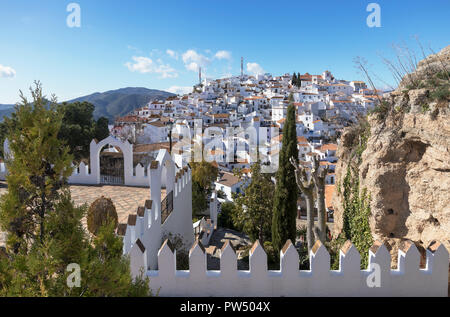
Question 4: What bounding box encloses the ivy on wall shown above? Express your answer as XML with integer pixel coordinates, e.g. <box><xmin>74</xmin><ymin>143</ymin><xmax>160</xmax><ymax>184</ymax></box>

<box><xmin>332</xmin><ymin>119</ymin><xmax>373</xmax><ymax>269</ymax></box>
<box><xmin>339</xmin><ymin>166</ymin><xmax>373</xmax><ymax>269</ymax></box>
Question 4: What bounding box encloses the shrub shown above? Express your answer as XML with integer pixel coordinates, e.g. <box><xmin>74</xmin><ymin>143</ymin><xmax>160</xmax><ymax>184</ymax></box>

<box><xmin>217</xmin><ymin>201</ymin><xmax>237</xmax><ymax>230</ymax></box>
<box><xmin>263</xmin><ymin>241</ymin><xmax>279</xmax><ymax>270</ymax></box>
<box><xmin>421</xmin><ymin>103</ymin><xmax>430</xmax><ymax>113</ymax></box>
<box><xmin>87</xmin><ymin>196</ymin><xmax>118</xmax><ymax>235</ymax></box>
<box><xmin>436</xmin><ymin>71</ymin><xmax>450</xmax><ymax>81</ymax></box>
<box><xmin>369</xmin><ymin>100</ymin><xmax>391</xmax><ymax>120</ymax></box>
<box><xmin>430</xmin><ymin>85</ymin><xmax>450</xmax><ymax>102</ymax></box>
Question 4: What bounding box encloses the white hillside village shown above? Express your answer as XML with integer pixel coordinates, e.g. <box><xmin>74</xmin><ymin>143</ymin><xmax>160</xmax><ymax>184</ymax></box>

<box><xmin>2</xmin><ymin>68</ymin><xmax>442</xmax><ymax>297</ymax></box>
<box><xmin>2</xmin><ymin>0</ymin><xmax>450</xmax><ymax>305</ymax></box>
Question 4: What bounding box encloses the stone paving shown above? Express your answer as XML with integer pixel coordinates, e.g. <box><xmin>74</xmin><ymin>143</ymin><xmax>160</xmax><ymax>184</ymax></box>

<box><xmin>69</xmin><ymin>184</ymin><xmax>150</xmax><ymax>224</ymax></box>
<box><xmin>0</xmin><ymin>181</ymin><xmax>151</xmax><ymax>246</ymax></box>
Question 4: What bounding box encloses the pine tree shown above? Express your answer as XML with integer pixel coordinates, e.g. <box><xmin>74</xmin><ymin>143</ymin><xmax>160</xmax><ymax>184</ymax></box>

<box><xmin>0</xmin><ymin>81</ymin><xmax>73</xmax><ymax>249</ymax></box>
<box><xmin>271</xmin><ymin>102</ymin><xmax>299</xmax><ymax>252</ymax></box>
<box><xmin>0</xmin><ymin>82</ymin><xmax>151</xmax><ymax>296</ymax></box>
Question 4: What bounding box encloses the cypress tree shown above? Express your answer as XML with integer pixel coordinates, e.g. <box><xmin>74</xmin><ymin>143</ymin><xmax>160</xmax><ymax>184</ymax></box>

<box><xmin>271</xmin><ymin>101</ymin><xmax>299</xmax><ymax>252</ymax></box>
<box><xmin>292</xmin><ymin>73</ymin><xmax>297</xmax><ymax>86</ymax></box>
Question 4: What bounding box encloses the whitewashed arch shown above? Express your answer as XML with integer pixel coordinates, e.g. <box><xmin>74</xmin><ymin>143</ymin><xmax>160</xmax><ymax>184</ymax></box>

<box><xmin>89</xmin><ymin>136</ymin><xmax>134</xmax><ymax>185</ymax></box>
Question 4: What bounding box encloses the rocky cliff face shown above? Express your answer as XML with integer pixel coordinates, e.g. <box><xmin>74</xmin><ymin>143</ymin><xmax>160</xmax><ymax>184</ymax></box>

<box><xmin>333</xmin><ymin>46</ymin><xmax>450</xmax><ymax>264</ymax></box>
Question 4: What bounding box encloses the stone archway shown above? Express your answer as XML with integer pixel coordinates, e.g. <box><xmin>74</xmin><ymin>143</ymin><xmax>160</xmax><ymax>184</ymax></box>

<box><xmin>99</xmin><ymin>144</ymin><xmax>125</xmax><ymax>185</ymax></box>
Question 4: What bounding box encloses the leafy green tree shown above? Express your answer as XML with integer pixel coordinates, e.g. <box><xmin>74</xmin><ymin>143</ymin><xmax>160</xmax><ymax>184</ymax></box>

<box><xmin>0</xmin><ymin>82</ymin><xmax>150</xmax><ymax>296</ymax></box>
<box><xmin>95</xmin><ymin>116</ymin><xmax>110</xmax><ymax>141</ymax></box>
<box><xmin>233</xmin><ymin>161</ymin><xmax>274</xmax><ymax>245</ymax></box>
<box><xmin>80</xmin><ymin>222</ymin><xmax>151</xmax><ymax>297</ymax></box>
<box><xmin>271</xmin><ymin>103</ymin><xmax>299</xmax><ymax>252</ymax></box>
<box><xmin>190</xmin><ymin>160</ymin><xmax>218</xmax><ymax>216</ymax></box>
<box><xmin>191</xmin><ymin>160</ymin><xmax>218</xmax><ymax>190</ymax></box>
<box><xmin>59</xmin><ymin>101</ymin><xmax>109</xmax><ymax>162</ymax></box>
<box><xmin>217</xmin><ymin>201</ymin><xmax>236</xmax><ymax>230</ymax></box>
<box><xmin>192</xmin><ymin>180</ymin><xmax>208</xmax><ymax>217</ymax></box>
<box><xmin>1</xmin><ymin>101</ymin><xmax>109</xmax><ymax>162</ymax></box>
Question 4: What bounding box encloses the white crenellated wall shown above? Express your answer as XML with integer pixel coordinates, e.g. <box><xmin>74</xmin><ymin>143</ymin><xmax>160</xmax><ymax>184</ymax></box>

<box><xmin>130</xmin><ymin>239</ymin><xmax>449</xmax><ymax>297</ymax></box>
<box><xmin>0</xmin><ymin>162</ymin><xmax>7</xmax><ymax>181</ymax></box>
<box><xmin>123</xmin><ymin>149</ymin><xmax>194</xmax><ymax>270</ymax></box>
<box><xmin>194</xmin><ymin>191</ymin><xmax>218</xmax><ymax>246</ymax></box>
<box><xmin>68</xmin><ymin>161</ymin><xmax>95</xmax><ymax>184</ymax></box>
<box><xmin>67</xmin><ymin>136</ymin><xmax>151</xmax><ymax>187</ymax></box>
<box><xmin>1</xmin><ymin>139</ymin><xmax>11</xmax><ymax>181</ymax></box>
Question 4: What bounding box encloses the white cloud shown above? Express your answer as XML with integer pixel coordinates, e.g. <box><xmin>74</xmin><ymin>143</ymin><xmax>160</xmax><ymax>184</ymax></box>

<box><xmin>125</xmin><ymin>56</ymin><xmax>178</xmax><ymax>78</ymax></box>
<box><xmin>166</xmin><ymin>49</ymin><xmax>178</xmax><ymax>60</ymax></box>
<box><xmin>185</xmin><ymin>62</ymin><xmax>200</xmax><ymax>72</ymax></box>
<box><xmin>166</xmin><ymin>86</ymin><xmax>192</xmax><ymax>95</ymax></box>
<box><xmin>214</xmin><ymin>50</ymin><xmax>232</xmax><ymax>60</ymax></box>
<box><xmin>150</xmin><ymin>49</ymin><xmax>161</xmax><ymax>56</ymax></box>
<box><xmin>182</xmin><ymin>49</ymin><xmax>211</xmax><ymax>72</ymax></box>
<box><xmin>0</xmin><ymin>64</ymin><xmax>16</xmax><ymax>78</ymax></box>
<box><xmin>246</xmin><ymin>62</ymin><xmax>264</xmax><ymax>76</ymax></box>
<box><xmin>219</xmin><ymin>73</ymin><xmax>233</xmax><ymax>79</ymax></box>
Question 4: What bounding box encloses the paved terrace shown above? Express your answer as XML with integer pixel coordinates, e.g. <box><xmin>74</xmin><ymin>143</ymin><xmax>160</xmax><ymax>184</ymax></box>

<box><xmin>0</xmin><ymin>181</ymin><xmax>164</xmax><ymax>246</ymax></box>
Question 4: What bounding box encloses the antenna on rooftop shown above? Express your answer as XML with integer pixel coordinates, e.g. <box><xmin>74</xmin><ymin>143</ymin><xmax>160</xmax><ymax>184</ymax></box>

<box><xmin>199</xmin><ymin>67</ymin><xmax>202</xmax><ymax>84</ymax></box>
<box><xmin>241</xmin><ymin>57</ymin><xmax>244</xmax><ymax>77</ymax></box>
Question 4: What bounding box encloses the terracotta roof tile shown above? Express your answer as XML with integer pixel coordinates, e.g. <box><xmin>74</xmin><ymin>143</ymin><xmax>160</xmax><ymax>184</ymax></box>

<box><xmin>325</xmin><ymin>184</ymin><xmax>335</xmax><ymax>208</ymax></box>
<box><xmin>216</xmin><ymin>172</ymin><xmax>240</xmax><ymax>187</ymax></box>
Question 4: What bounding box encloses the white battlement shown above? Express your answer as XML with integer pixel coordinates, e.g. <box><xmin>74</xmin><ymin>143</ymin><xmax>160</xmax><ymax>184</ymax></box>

<box><xmin>129</xmin><ymin>239</ymin><xmax>449</xmax><ymax>297</ymax></box>
<box><xmin>119</xmin><ymin>148</ymin><xmax>195</xmax><ymax>270</ymax></box>
<box><xmin>0</xmin><ymin>162</ymin><xmax>7</xmax><ymax>181</ymax></box>
<box><xmin>67</xmin><ymin>136</ymin><xmax>154</xmax><ymax>187</ymax></box>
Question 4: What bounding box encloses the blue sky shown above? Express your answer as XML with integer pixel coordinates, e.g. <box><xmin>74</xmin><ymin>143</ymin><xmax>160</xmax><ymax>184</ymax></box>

<box><xmin>0</xmin><ymin>0</ymin><xmax>449</xmax><ymax>104</ymax></box>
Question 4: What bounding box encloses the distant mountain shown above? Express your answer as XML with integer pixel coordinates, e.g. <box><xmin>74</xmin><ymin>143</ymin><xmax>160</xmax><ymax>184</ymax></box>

<box><xmin>66</xmin><ymin>87</ymin><xmax>175</xmax><ymax>122</ymax></box>
<box><xmin>0</xmin><ymin>87</ymin><xmax>175</xmax><ymax>123</ymax></box>
<box><xmin>0</xmin><ymin>104</ymin><xmax>15</xmax><ymax>121</ymax></box>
